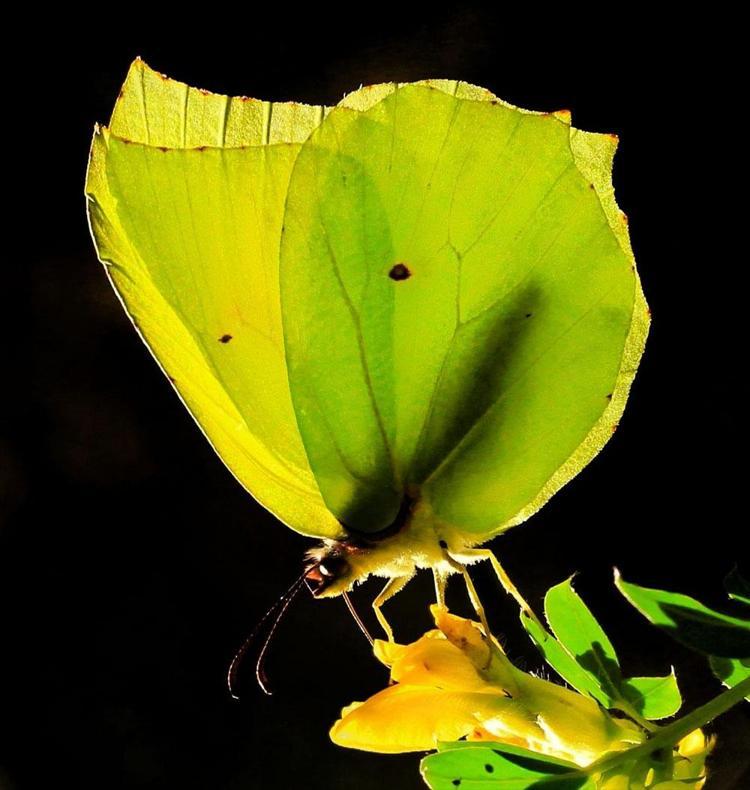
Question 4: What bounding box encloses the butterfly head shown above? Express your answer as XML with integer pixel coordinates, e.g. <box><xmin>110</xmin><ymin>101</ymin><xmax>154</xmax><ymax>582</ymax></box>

<box><xmin>304</xmin><ymin>542</ymin><xmax>356</xmax><ymax>597</ymax></box>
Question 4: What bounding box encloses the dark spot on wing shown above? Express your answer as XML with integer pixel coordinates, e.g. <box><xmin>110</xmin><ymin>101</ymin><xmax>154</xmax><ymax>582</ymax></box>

<box><xmin>452</xmin><ymin>781</ymin><xmax>461</xmax><ymax>787</ymax></box>
<box><xmin>484</xmin><ymin>764</ymin><xmax>494</xmax><ymax>773</ymax></box>
<box><xmin>525</xmin><ymin>312</ymin><xmax>533</xmax><ymax>318</ymax></box>
<box><xmin>219</xmin><ymin>334</ymin><xmax>233</xmax><ymax>344</ymax></box>
<box><xmin>389</xmin><ymin>263</ymin><xmax>411</xmax><ymax>281</ymax></box>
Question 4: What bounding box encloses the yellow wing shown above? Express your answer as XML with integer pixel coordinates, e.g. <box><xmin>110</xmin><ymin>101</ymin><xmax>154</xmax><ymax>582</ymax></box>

<box><xmin>85</xmin><ymin>60</ymin><xmax>342</xmax><ymax>538</ymax></box>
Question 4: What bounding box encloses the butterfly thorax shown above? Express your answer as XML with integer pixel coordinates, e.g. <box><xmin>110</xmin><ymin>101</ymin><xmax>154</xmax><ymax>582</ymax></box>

<box><xmin>303</xmin><ymin>496</ymin><xmax>475</xmax><ymax>598</ymax></box>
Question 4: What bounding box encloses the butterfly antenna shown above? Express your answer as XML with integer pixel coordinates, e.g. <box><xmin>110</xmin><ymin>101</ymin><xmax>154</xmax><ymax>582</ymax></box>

<box><xmin>342</xmin><ymin>591</ymin><xmax>374</xmax><ymax>646</ymax></box>
<box><xmin>254</xmin><ymin>577</ymin><xmax>306</xmax><ymax>696</ymax></box>
<box><xmin>227</xmin><ymin>572</ymin><xmax>306</xmax><ymax>700</ymax></box>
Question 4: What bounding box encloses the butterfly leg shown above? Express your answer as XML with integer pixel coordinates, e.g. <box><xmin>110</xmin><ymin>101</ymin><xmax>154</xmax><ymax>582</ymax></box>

<box><xmin>442</xmin><ymin>554</ymin><xmax>492</xmax><ymax>639</ymax></box>
<box><xmin>372</xmin><ymin>575</ymin><xmax>412</xmax><ymax>642</ymax></box>
<box><xmin>432</xmin><ymin>568</ymin><xmax>448</xmax><ymax>609</ymax></box>
<box><xmin>450</xmin><ymin>548</ymin><xmax>541</xmax><ymax>628</ymax></box>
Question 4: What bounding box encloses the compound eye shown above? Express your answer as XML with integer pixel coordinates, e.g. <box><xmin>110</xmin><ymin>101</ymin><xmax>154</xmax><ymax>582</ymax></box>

<box><xmin>318</xmin><ymin>555</ymin><xmax>349</xmax><ymax>579</ymax></box>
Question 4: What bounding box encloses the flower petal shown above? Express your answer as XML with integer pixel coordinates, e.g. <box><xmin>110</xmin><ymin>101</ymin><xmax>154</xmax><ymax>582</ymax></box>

<box><xmin>432</xmin><ymin>605</ymin><xmax>492</xmax><ymax>668</ymax></box>
<box><xmin>372</xmin><ymin>638</ymin><xmax>412</xmax><ymax>668</ymax></box>
<box><xmin>330</xmin><ymin>685</ymin><xmax>524</xmax><ymax>753</ymax></box>
<box><xmin>388</xmin><ymin>634</ymin><xmax>493</xmax><ymax>692</ymax></box>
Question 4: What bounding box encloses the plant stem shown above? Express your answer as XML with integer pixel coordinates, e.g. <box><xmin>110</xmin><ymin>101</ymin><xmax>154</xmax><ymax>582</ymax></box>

<box><xmin>614</xmin><ymin>698</ymin><xmax>659</xmax><ymax>734</ymax></box>
<box><xmin>587</xmin><ymin>675</ymin><xmax>750</xmax><ymax>775</ymax></box>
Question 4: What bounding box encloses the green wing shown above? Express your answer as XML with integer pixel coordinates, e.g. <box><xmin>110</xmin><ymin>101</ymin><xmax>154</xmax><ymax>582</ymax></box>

<box><xmin>280</xmin><ymin>83</ymin><xmax>648</xmax><ymax>535</ymax></box>
<box><xmin>109</xmin><ymin>57</ymin><xmax>327</xmax><ymax>146</ymax></box>
<box><xmin>86</xmin><ymin>60</ymin><xmax>341</xmax><ymax>538</ymax></box>
<box><xmin>87</xmin><ymin>62</ymin><xmax>648</xmax><ymax>542</ymax></box>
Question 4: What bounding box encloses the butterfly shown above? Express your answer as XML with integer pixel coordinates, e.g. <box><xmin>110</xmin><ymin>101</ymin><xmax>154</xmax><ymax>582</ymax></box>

<box><xmin>86</xmin><ymin>59</ymin><xmax>648</xmax><ymax>644</ymax></box>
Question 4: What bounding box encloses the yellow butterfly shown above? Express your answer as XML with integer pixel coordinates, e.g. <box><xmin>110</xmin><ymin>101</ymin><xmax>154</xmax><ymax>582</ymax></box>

<box><xmin>86</xmin><ymin>59</ymin><xmax>648</xmax><ymax>643</ymax></box>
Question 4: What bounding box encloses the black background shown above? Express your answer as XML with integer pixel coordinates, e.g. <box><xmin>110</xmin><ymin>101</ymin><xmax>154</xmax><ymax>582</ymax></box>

<box><xmin>4</xmin><ymin>8</ymin><xmax>748</xmax><ymax>789</ymax></box>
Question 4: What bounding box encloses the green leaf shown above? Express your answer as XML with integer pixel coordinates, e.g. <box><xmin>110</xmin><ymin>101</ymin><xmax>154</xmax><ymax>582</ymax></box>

<box><xmin>724</xmin><ymin>567</ymin><xmax>750</xmax><ymax>608</ymax></box>
<box><xmin>709</xmin><ymin>656</ymin><xmax>750</xmax><ymax>701</ymax></box>
<box><xmin>615</xmin><ymin>572</ymin><xmax>750</xmax><ymax>658</ymax></box>
<box><xmin>543</xmin><ymin>578</ymin><xmax>622</xmax><ymax>701</ymax></box>
<box><xmin>520</xmin><ymin>612</ymin><xmax>610</xmax><ymax>706</ymax></box>
<box><xmin>421</xmin><ymin>742</ymin><xmax>593</xmax><ymax>789</ymax></box>
<box><xmin>620</xmin><ymin>672</ymin><xmax>682</xmax><ymax>719</ymax></box>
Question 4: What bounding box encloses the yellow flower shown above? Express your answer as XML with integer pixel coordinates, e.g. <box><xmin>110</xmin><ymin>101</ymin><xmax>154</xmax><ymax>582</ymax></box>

<box><xmin>671</xmin><ymin>730</ymin><xmax>714</xmax><ymax>788</ymax></box>
<box><xmin>330</xmin><ymin>606</ymin><xmax>642</xmax><ymax>766</ymax></box>
<box><xmin>597</xmin><ymin>730</ymin><xmax>714</xmax><ymax>789</ymax></box>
